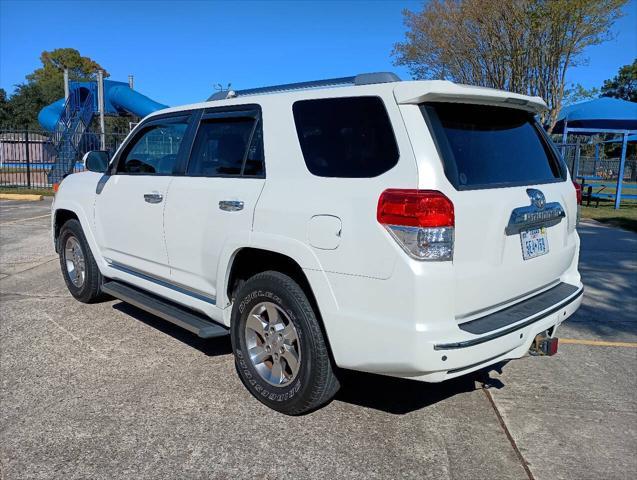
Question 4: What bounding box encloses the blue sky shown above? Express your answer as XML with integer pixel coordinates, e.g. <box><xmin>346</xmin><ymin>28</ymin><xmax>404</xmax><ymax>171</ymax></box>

<box><xmin>1</xmin><ymin>0</ymin><xmax>636</xmax><ymax>107</ymax></box>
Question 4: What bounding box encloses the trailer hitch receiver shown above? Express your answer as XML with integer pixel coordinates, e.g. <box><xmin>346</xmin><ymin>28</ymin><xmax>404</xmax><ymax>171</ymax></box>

<box><xmin>529</xmin><ymin>332</ymin><xmax>559</xmax><ymax>356</ymax></box>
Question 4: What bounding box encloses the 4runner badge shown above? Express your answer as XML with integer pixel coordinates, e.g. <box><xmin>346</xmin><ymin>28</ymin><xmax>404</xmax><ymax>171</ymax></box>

<box><xmin>526</xmin><ymin>189</ymin><xmax>546</xmax><ymax>210</ymax></box>
<box><xmin>505</xmin><ymin>189</ymin><xmax>565</xmax><ymax>235</ymax></box>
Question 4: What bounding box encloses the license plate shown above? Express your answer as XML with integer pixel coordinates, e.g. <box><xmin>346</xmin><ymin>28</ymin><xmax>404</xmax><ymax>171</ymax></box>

<box><xmin>520</xmin><ymin>227</ymin><xmax>549</xmax><ymax>260</ymax></box>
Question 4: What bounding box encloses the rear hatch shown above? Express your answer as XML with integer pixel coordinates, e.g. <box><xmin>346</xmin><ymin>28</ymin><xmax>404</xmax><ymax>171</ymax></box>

<box><xmin>419</xmin><ymin>101</ymin><xmax>578</xmax><ymax>319</ymax></box>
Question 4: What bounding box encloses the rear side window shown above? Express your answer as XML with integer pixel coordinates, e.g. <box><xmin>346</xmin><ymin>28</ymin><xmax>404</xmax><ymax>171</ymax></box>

<box><xmin>422</xmin><ymin>103</ymin><xmax>565</xmax><ymax>190</ymax></box>
<box><xmin>293</xmin><ymin>97</ymin><xmax>399</xmax><ymax>178</ymax></box>
<box><xmin>187</xmin><ymin>118</ymin><xmax>264</xmax><ymax>177</ymax></box>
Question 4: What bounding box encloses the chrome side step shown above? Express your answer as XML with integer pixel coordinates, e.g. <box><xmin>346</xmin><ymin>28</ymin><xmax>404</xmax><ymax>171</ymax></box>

<box><xmin>102</xmin><ymin>281</ymin><xmax>229</xmax><ymax>339</ymax></box>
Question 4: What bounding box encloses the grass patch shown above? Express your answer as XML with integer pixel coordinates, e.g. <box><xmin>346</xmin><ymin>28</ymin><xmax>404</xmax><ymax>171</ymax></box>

<box><xmin>580</xmin><ymin>199</ymin><xmax>637</xmax><ymax>233</ymax></box>
<box><xmin>0</xmin><ymin>187</ymin><xmax>54</xmax><ymax>196</ymax></box>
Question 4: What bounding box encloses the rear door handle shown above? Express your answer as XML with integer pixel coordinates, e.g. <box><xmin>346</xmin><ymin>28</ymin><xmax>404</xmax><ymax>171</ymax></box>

<box><xmin>219</xmin><ymin>200</ymin><xmax>244</xmax><ymax>212</ymax></box>
<box><xmin>144</xmin><ymin>192</ymin><xmax>163</xmax><ymax>204</ymax></box>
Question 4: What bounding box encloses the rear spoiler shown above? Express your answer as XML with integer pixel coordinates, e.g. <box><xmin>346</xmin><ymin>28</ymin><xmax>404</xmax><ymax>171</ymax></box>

<box><xmin>394</xmin><ymin>80</ymin><xmax>547</xmax><ymax>114</ymax></box>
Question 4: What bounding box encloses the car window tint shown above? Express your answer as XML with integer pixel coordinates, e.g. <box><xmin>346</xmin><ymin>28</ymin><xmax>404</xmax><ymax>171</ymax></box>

<box><xmin>187</xmin><ymin>119</ymin><xmax>256</xmax><ymax>176</ymax></box>
<box><xmin>243</xmin><ymin>120</ymin><xmax>264</xmax><ymax>176</ymax></box>
<box><xmin>421</xmin><ymin>102</ymin><xmax>564</xmax><ymax>190</ymax></box>
<box><xmin>119</xmin><ymin>122</ymin><xmax>188</xmax><ymax>175</ymax></box>
<box><xmin>293</xmin><ymin>97</ymin><xmax>399</xmax><ymax>178</ymax></box>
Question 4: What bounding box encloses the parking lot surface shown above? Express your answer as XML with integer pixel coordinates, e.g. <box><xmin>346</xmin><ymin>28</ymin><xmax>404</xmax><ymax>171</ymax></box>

<box><xmin>1</xmin><ymin>198</ymin><xmax>635</xmax><ymax>480</ymax></box>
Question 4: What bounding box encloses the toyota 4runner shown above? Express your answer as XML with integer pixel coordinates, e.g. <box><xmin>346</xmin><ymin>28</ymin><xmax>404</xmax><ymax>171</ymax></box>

<box><xmin>52</xmin><ymin>72</ymin><xmax>583</xmax><ymax>415</ymax></box>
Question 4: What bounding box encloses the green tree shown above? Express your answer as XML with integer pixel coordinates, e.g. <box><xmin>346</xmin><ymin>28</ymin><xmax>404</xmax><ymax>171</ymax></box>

<box><xmin>4</xmin><ymin>83</ymin><xmax>47</xmax><ymax>129</ymax></box>
<box><xmin>0</xmin><ymin>88</ymin><xmax>12</xmax><ymax>126</ymax></box>
<box><xmin>601</xmin><ymin>59</ymin><xmax>637</xmax><ymax>102</ymax></box>
<box><xmin>26</xmin><ymin>48</ymin><xmax>109</xmax><ymax>105</ymax></box>
<box><xmin>393</xmin><ymin>0</ymin><xmax>627</xmax><ymax>131</ymax></box>
<box><xmin>564</xmin><ymin>83</ymin><xmax>600</xmax><ymax>106</ymax></box>
<box><xmin>6</xmin><ymin>48</ymin><xmax>108</xmax><ymax>129</ymax></box>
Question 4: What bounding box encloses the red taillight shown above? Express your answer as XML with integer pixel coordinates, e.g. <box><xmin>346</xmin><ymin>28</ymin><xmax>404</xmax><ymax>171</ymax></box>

<box><xmin>378</xmin><ymin>189</ymin><xmax>454</xmax><ymax>261</ymax></box>
<box><xmin>377</xmin><ymin>189</ymin><xmax>454</xmax><ymax>228</ymax></box>
<box><xmin>572</xmin><ymin>181</ymin><xmax>582</xmax><ymax>205</ymax></box>
<box><xmin>53</xmin><ymin>183</ymin><xmax>60</xmax><ymax>193</ymax></box>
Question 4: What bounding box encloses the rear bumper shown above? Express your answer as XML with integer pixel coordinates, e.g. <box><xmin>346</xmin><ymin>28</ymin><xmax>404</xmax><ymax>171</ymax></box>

<box><xmin>312</xmin><ymin>265</ymin><xmax>583</xmax><ymax>382</ymax></box>
<box><xmin>305</xmin><ymin>226</ymin><xmax>583</xmax><ymax>382</ymax></box>
<box><xmin>435</xmin><ymin>282</ymin><xmax>582</xmax><ymax>350</ymax></box>
<box><xmin>411</xmin><ymin>283</ymin><xmax>583</xmax><ymax>382</ymax></box>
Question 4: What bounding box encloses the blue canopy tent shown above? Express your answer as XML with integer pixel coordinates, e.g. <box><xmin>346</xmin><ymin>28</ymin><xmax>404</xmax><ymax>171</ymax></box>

<box><xmin>553</xmin><ymin>98</ymin><xmax>637</xmax><ymax>209</ymax></box>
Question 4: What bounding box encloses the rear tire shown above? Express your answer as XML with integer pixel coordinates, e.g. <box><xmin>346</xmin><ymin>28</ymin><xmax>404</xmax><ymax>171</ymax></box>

<box><xmin>231</xmin><ymin>271</ymin><xmax>340</xmax><ymax>415</ymax></box>
<box><xmin>58</xmin><ymin>219</ymin><xmax>105</xmax><ymax>303</ymax></box>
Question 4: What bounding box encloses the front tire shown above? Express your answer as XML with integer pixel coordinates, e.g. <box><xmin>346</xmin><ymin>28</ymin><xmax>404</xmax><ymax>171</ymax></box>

<box><xmin>58</xmin><ymin>219</ymin><xmax>105</xmax><ymax>303</ymax></box>
<box><xmin>231</xmin><ymin>271</ymin><xmax>340</xmax><ymax>415</ymax></box>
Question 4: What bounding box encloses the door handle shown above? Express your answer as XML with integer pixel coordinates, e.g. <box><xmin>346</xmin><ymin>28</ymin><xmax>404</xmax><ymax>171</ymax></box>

<box><xmin>219</xmin><ymin>200</ymin><xmax>244</xmax><ymax>212</ymax></box>
<box><xmin>144</xmin><ymin>192</ymin><xmax>163</xmax><ymax>204</ymax></box>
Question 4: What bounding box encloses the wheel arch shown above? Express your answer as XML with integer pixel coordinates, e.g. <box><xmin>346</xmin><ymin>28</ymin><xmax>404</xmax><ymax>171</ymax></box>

<box><xmin>53</xmin><ymin>208</ymin><xmax>79</xmax><ymax>252</ymax></box>
<box><xmin>224</xmin><ymin>246</ymin><xmax>340</xmax><ymax>363</ymax></box>
<box><xmin>52</xmin><ymin>198</ymin><xmax>105</xmax><ymax>272</ymax></box>
<box><xmin>226</xmin><ymin>247</ymin><xmax>316</xmax><ymax>306</ymax></box>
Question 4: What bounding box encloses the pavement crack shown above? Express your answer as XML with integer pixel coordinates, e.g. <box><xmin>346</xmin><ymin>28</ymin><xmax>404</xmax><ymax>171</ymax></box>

<box><xmin>482</xmin><ymin>387</ymin><xmax>536</xmax><ymax>480</ymax></box>
<box><xmin>41</xmin><ymin>311</ymin><xmax>110</xmax><ymax>360</ymax></box>
<box><xmin>0</xmin><ymin>291</ymin><xmax>68</xmax><ymax>298</ymax></box>
<box><xmin>1</xmin><ymin>260</ymin><xmax>52</xmax><ymax>265</ymax></box>
<box><xmin>0</xmin><ymin>257</ymin><xmax>58</xmax><ymax>278</ymax></box>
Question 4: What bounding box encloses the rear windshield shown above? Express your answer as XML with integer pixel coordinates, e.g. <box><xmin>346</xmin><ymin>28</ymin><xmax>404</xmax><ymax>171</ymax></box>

<box><xmin>421</xmin><ymin>103</ymin><xmax>565</xmax><ymax>190</ymax></box>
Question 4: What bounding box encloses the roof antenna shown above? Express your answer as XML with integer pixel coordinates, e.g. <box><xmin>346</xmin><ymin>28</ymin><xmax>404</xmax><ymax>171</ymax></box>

<box><xmin>209</xmin><ymin>83</ymin><xmax>236</xmax><ymax>100</ymax></box>
<box><xmin>213</xmin><ymin>82</ymin><xmax>232</xmax><ymax>92</ymax></box>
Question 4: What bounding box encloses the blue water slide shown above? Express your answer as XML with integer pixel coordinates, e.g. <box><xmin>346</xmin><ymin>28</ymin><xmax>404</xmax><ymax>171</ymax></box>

<box><xmin>38</xmin><ymin>98</ymin><xmax>66</xmax><ymax>132</ymax></box>
<box><xmin>103</xmin><ymin>80</ymin><xmax>168</xmax><ymax>119</ymax></box>
<box><xmin>38</xmin><ymin>80</ymin><xmax>167</xmax><ymax>132</ymax></box>
<box><xmin>39</xmin><ymin>79</ymin><xmax>168</xmax><ymax>183</ymax></box>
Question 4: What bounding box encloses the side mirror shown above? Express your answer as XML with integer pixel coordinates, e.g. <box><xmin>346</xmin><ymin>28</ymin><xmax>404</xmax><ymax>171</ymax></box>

<box><xmin>82</xmin><ymin>151</ymin><xmax>110</xmax><ymax>173</ymax></box>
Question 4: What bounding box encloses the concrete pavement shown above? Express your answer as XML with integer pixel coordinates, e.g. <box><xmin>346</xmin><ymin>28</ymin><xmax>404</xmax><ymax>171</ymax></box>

<box><xmin>0</xmin><ymin>199</ymin><xmax>635</xmax><ymax>480</ymax></box>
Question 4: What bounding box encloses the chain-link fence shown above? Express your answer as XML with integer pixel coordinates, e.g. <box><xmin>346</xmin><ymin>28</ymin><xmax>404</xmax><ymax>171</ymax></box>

<box><xmin>557</xmin><ymin>143</ymin><xmax>637</xmax><ymax>182</ymax></box>
<box><xmin>558</xmin><ymin>143</ymin><xmax>579</xmax><ymax>177</ymax></box>
<box><xmin>576</xmin><ymin>156</ymin><xmax>637</xmax><ymax>181</ymax></box>
<box><xmin>0</xmin><ymin>129</ymin><xmax>128</xmax><ymax>190</ymax></box>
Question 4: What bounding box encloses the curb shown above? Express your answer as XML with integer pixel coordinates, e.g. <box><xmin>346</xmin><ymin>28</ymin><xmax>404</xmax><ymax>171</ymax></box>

<box><xmin>0</xmin><ymin>193</ymin><xmax>44</xmax><ymax>201</ymax></box>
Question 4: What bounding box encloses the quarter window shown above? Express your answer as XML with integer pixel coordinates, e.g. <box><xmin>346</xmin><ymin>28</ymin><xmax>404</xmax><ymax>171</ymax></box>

<box><xmin>118</xmin><ymin>122</ymin><xmax>188</xmax><ymax>174</ymax></box>
<box><xmin>187</xmin><ymin>118</ymin><xmax>264</xmax><ymax>177</ymax></box>
<box><xmin>293</xmin><ymin>97</ymin><xmax>399</xmax><ymax>178</ymax></box>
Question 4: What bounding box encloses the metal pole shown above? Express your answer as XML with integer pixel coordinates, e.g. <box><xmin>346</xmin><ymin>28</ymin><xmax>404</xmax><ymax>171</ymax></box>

<box><xmin>97</xmin><ymin>70</ymin><xmax>106</xmax><ymax>150</ymax></box>
<box><xmin>614</xmin><ymin>132</ymin><xmax>629</xmax><ymax>210</ymax></box>
<box><xmin>128</xmin><ymin>75</ymin><xmax>138</xmax><ymax>126</ymax></box>
<box><xmin>574</xmin><ymin>140</ymin><xmax>581</xmax><ymax>179</ymax></box>
<box><xmin>594</xmin><ymin>142</ymin><xmax>599</xmax><ymax>176</ymax></box>
<box><xmin>561</xmin><ymin>122</ymin><xmax>568</xmax><ymax>157</ymax></box>
<box><xmin>24</xmin><ymin>130</ymin><xmax>31</xmax><ymax>189</ymax></box>
<box><xmin>64</xmin><ymin>69</ymin><xmax>69</xmax><ymax>101</ymax></box>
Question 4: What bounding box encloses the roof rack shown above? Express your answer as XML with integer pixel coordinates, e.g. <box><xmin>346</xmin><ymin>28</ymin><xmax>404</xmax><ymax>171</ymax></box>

<box><xmin>207</xmin><ymin>72</ymin><xmax>401</xmax><ymax>101</ymax></box>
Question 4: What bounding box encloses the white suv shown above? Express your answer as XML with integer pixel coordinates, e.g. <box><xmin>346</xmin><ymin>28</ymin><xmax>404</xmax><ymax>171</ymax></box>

<box><xmin>52</xmin><ymin>72</ymin><xmax>583</xmax><ymax>415</ymax></box>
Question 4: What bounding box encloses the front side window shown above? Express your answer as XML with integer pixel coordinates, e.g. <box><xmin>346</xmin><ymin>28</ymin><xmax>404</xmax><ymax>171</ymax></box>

<box><xmin>422</xmin><ymin>102</ymin><xmax>565</xmax><ymax>190</ymax></box>
<box><xmin>293</xmin><ymin>97</ymin><xmax>399</xmax><ymax>178</ymax></box>
<box><xmin>187</xmin><ymin>118</ymin><xmax>263</xmax><ymax>177</ymax></box>
<box><xmin>118</xmin><ymin>122</ymin><xmax>188</xmax><ymax>175</ymax></box>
